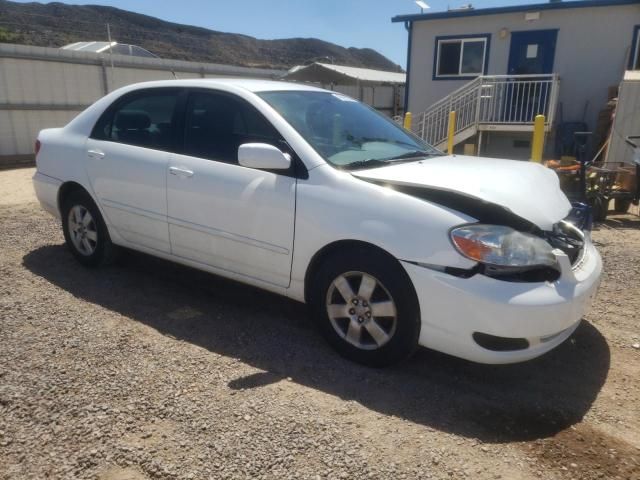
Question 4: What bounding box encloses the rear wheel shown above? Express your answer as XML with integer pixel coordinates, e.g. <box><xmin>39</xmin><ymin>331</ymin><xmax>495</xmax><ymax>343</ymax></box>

<box><xmin>309</xmin><ymin>249</ymin><xmax>420</xmax><ymax>367</ymax></box>
<box><xmin>61</xmin><ymin>190</ymin><xmax>117</xmax><ymax>267</ymax></box>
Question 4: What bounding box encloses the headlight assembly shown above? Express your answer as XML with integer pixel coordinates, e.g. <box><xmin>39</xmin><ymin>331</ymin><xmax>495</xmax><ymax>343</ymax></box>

<box><xmin>450</xmin><ymin>224</ymin><xmax>557</xmax><ymax>268</ymax></box>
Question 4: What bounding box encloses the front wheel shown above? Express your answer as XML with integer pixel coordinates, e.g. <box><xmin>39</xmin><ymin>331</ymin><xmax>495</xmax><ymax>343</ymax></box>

<box><xmin>61</xmin><ymin>190</ymin><xmax>117</xmax><ymax>267</ymax></box>
<box><xmin>309</xmin><ymin>249</ymin><xmax>421</xmax><ymax>367</ymax></box>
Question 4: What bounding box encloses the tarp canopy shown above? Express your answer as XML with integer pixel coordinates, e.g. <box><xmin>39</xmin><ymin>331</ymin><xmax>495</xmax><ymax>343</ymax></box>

<box><xmin>284</xmin><ymin>62</ymin><xmax>405</xmax><ymax>85</ymax></box>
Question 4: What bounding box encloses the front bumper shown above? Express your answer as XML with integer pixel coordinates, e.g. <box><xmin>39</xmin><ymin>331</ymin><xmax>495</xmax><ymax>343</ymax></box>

<box><xmin>402</xmin><ymin>237</ymin><xmax>602</xmax><ymax>364</ymax></box>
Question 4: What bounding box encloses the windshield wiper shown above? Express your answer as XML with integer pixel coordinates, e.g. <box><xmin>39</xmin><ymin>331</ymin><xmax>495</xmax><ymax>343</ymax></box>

<box><xmin>339</xmin><ymin>159</ymin><xmax>390</xmax><ymax>170</ymax></box>
<box><xmin>384</xmin><ymin>150</ymin><xmax>439</xmax><ymax>161</ymax></box>
<box><xmin>340</xmin><ymin>151</ymin><xmax>439</xmax><ymax>170</ymax></box>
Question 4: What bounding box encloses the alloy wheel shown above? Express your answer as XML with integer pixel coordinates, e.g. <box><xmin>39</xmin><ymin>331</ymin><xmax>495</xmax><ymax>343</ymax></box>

<box><xmin>67</xmin><ymin>205</ymin><xmax>98</xmax><ymax>256</ymax></box>
<box><xmin>325</xmin><ymin>271</ymin><xmax>398</xmax><ymax>350</ymax></box>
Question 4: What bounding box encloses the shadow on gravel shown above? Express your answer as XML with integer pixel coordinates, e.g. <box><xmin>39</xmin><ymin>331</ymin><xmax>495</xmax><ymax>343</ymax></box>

<box><xmin>595</xmin><ymin>213</ymin><xmax>640</xmax><ymax>231</ymax></box>
<box><xmin>23</xmin><ymin>245</ymin><xmax>610</xmax><ymax>443</ymax></box>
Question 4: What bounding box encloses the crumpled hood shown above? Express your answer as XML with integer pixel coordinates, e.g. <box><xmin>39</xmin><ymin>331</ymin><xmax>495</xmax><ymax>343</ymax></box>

<box><xmin>352</xmin><ymin>155</ymin><xmax>571</xmax><ymax>230</ymax></box>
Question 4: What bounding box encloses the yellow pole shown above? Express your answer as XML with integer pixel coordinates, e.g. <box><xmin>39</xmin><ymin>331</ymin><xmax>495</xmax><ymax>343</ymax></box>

<box><xmin>403</xmin><ymin>112</ymin><xmax>412</xmax><ymax>130</ymax></box>
<box><xmin>447</xmin><ymin>111</ymin><xmax>456</xmax><ymax>155</ymax></box>
<box><xmin>531</xmin><ymin>114</ymin><xmax>546</xmax><ymax>162</ymax></box>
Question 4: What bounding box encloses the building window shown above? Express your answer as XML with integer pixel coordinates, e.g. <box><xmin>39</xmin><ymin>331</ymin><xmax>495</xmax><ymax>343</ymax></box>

<box><xmin>434</xmin><ymin>34</ymin><xmax>490</xmax><ymax>79</ymax></box>
<box><xmin>631</xmin><ymin>26</ymin><xmax>640</xmax><ymax>70</ymax></box>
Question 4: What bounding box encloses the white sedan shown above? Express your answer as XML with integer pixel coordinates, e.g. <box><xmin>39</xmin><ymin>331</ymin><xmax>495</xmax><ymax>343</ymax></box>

<box><xmin>33</xmin><ymin>79</ymin><xmax>602</xmax><ymax>366</ymax></box>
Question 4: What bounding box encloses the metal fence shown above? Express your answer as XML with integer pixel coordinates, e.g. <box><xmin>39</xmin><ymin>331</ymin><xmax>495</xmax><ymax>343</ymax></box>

<box><xmin>0</xmin><ymin>43</ymin><xmax>404</xmax><ymax>168</ymax></box>
<box><xmin>0</xmin><ymin>43</ymin><xmax>284</xmax><ymax>167</ymax></box>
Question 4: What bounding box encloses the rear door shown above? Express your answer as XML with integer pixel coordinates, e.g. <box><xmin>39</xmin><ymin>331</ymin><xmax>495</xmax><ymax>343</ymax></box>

<box><xmin>166</xmin><ymin>89</ymin><xmax>296</xmax><ymax>287</ymax></box>
<box><xmin>86</xmin><ymin>88</ymin><xmax>183</xmax><ymax>253</ymax></box>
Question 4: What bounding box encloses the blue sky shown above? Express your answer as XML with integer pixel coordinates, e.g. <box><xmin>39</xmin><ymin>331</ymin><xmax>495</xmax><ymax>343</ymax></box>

<box><xmin>12</xmin><ymin>0</ymin><xmax>547</xmax><ymax>68</ymax></box>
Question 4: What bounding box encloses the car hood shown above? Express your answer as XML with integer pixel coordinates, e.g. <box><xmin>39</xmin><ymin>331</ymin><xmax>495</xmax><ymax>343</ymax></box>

<box><xmin>352</xmin><ymin>155</ymin><xmax>571</xmax><ymax>230</ymax></box>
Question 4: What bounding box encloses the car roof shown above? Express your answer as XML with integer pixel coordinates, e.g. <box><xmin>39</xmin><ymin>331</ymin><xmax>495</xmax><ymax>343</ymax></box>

<box><xmin>122</xmin><ymin>78</ymin><xmax>330</xmax><ymax>93</ymax></box>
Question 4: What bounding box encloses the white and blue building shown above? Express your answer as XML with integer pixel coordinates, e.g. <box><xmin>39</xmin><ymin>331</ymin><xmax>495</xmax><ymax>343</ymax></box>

<box><xmin>393</xmin><ymin>0</ymin><xmax>640</xmax><ymax>159</ymax></box>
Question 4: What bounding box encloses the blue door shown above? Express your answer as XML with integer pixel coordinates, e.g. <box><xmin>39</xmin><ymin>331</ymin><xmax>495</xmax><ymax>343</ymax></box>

<box><xmin>504</xmin><ymin>30</ymin><xmax>558</xmax><ymax>122</ymax></box>
<box><xmin>508</xmin><ymin>29</ymin><xmax>558</xmax><ymax>75</ymax></box>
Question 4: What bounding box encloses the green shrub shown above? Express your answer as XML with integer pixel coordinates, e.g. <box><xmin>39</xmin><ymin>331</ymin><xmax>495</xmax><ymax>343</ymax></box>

<box><xmin>0</xmin><ymin>27</ymin><xmax>20</xmax><ymax>43</ymax></box>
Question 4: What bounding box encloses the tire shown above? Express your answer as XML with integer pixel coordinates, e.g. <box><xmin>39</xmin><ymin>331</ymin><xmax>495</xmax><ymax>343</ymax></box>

<box><xmin>590</xmin><ymin>195</ymin><xmax>608</xmax><ymax>222</ymax></box>
<box><xmin>614</xmin><ymin>198</ymin><xmax>632</xmax><ymax>214</ymax></box>
<box><xmin>61</xmin><ymin>190</ymin><xmax>117</xmax><ymax>267</ymax></box>
<box><xmin>308</xmin><ymin>248</ymin><xmax>421</xmax><ymax>367</ymax></box>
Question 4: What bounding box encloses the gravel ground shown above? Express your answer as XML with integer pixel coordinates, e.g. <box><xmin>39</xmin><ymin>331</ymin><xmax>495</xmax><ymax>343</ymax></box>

<box><xmin>1</xmin><ymin>168</ymin><xmax>639</xmax><ymax>480</ymax></box>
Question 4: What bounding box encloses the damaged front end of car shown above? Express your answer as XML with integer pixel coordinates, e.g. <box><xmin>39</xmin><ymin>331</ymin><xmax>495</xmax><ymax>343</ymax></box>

<box><xmin>367</xmin><ymin>181</ymin><xmax>589</xmax><ymax>284</ymax></box>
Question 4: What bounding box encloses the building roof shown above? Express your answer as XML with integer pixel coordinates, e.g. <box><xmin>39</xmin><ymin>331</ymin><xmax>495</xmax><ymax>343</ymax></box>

<box><xmin>61</xmin><ymin>41</ymin><xmax>157</xmax><ymax>58</ymax></box>
<box><xmin>284</xmin><ymin>62</ymin><xmax>406</xmax><ymax>85</ymax></box>
<box><xmin>391</xmin><ymin>0</ymin><xmax>640</xmax><ymax>23</ymax></box>
<box><xmin>62</xmin><ymin>41</ymin><xmax>117</xmax><ymax>53</ymax></box>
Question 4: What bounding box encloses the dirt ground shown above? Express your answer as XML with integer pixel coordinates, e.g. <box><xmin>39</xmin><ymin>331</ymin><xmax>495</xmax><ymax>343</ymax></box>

<box><xmin>1</xmin><ymin>168</ymin><xmax>639</xmax><ymax>480</ymax></box>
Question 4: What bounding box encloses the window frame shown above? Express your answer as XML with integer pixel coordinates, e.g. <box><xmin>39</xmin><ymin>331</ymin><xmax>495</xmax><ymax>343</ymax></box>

<box><xmin>630</xmin><ymin>25</ymin><xmax>640</xmax><ymax>70</ymax></box>
<box><xmin>433</xmin><ymin>33</ymin><xmax>491</xmax><ymax>81</ymax></box>
<box><xmin>90</xmin><ymin>87</ymin><xmax>186</xmax><ymax>153</ymax></box>
<box><xmin>178</xmin><ymin>88</ymin><xmax>308</xmax><ymax>179</ymax></box>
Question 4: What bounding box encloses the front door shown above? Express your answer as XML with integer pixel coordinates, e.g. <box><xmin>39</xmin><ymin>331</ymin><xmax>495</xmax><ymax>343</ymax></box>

<box><xmin>85</xmin><ymin>88</ymin><xmax>182</xmax><ymax>253</ymax></box>
<box><xmin>505</xmin><ymin>30</ymin><xmax>558</xmax><ymax>122</ymax></box>
<box><xmin>166</xmin><ymin>89</ymin><xmax>296</xmax><ymax>288</ymax></box>
<box><xmin>508</xmin><ymin>29</ymin><xmax>558</xmax><ymax>75</ymax></box>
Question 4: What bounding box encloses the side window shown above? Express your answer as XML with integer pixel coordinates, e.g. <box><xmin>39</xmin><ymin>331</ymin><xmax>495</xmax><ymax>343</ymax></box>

<box><xmin>183</xmin><ymin>91</ymin><xmax>281</xmax><ymax>163</ymax></box>
<box><xmin>434</xmin><ymin>35</ymin><xmax>490</xmax><ymax>79</ymax></box>
<box><xmin>92</xmin><ymin>90</ymin><xmax>179</xmax><ymax>150</ymax></box>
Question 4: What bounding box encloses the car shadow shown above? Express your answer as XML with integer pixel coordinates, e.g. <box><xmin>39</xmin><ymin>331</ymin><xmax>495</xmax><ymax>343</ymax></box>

<box><xmin>23</xmin><ymin>245</ymin><xmax>610</xmax><ymax>443</ymax></box>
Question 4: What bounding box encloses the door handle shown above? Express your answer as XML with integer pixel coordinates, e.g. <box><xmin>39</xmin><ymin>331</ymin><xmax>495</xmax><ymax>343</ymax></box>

<box><xmin>87</xmin><ymin>149</ymin><xmax>105</xmax><ymax>159</ymax></box>
<box><xmin>169</xmin><ymin>166</ymin><xmax>194</xmax><ymax>178</ymax></box>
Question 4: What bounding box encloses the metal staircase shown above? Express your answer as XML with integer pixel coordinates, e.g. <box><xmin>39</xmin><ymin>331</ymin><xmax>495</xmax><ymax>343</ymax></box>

<box><xmin>413</xmin><ymin>74</ymin><xmax>560</xmax><ymax>151</ymax></box>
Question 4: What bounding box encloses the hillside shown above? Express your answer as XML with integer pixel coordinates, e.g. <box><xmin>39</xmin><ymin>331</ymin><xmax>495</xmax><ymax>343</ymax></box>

<box><xmin>0</xmin><ymin>0</ymin><xmax>402</xmax><ymax>71</ymax></box>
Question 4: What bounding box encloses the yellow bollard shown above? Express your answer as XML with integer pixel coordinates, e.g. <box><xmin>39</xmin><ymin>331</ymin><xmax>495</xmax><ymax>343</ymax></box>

<box><xmin>531</xmin><ymin>114</ymin><xmax>546</xmax><ymax>163</ymax></box>
<box><xmin>403</xmin><ymin>112</ymin><xmax>412</xmax><ymax>131</ymax></box>
<box><xmin>447</xmin><ymin>111</ymin><xmax>456</xmax><ymax>155</ymax></box>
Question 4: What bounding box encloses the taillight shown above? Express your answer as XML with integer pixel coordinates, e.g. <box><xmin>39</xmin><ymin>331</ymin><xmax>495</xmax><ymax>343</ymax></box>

<box><xmin>34</xmin><ymin>139</ymin><xmax>41</xmax><ymax>156</ymax></box>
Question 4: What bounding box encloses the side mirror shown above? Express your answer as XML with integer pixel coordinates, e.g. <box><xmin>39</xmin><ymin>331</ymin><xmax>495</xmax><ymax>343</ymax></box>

<box><xmin>238</xmin><ymin>143</ymin><xmax>291</xmax><ymax>170</ymax></box>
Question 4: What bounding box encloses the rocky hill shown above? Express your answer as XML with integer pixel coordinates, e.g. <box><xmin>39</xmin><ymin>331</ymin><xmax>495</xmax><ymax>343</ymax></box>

<box><xmin>0</xmin><ymin>0</ymin><xmax>402</xmax><ymax>71</ymax></box>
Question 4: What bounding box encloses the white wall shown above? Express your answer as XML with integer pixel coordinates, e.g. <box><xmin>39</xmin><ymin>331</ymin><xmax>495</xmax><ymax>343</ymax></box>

<box><xmin>0</xmin><ymin>110</ymin><xmax>78</xmax><ymax>156</ymax></box>
<box><xmin>0</xmin><ymin>58</ymin><xmax>104</xmax><ymax>105</ymax></box>
<box><xmin>408</xmin><ymin>3</ymin><xmax>640</xmax><ymax>130</ymax></box>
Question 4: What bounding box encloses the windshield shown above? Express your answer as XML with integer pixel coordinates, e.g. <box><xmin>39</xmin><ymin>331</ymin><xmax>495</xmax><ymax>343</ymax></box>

<box><xmin>258</xmin><ymin>91</ymin><xmax>442</xmax><ymax>169</ymax></box>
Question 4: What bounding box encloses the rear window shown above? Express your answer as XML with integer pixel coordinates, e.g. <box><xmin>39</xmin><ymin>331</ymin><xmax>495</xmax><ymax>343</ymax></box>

<box><xmin>92</xmin><ymin>89</ymin><xmax>180</xmax><ymax>151</ymax></box>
